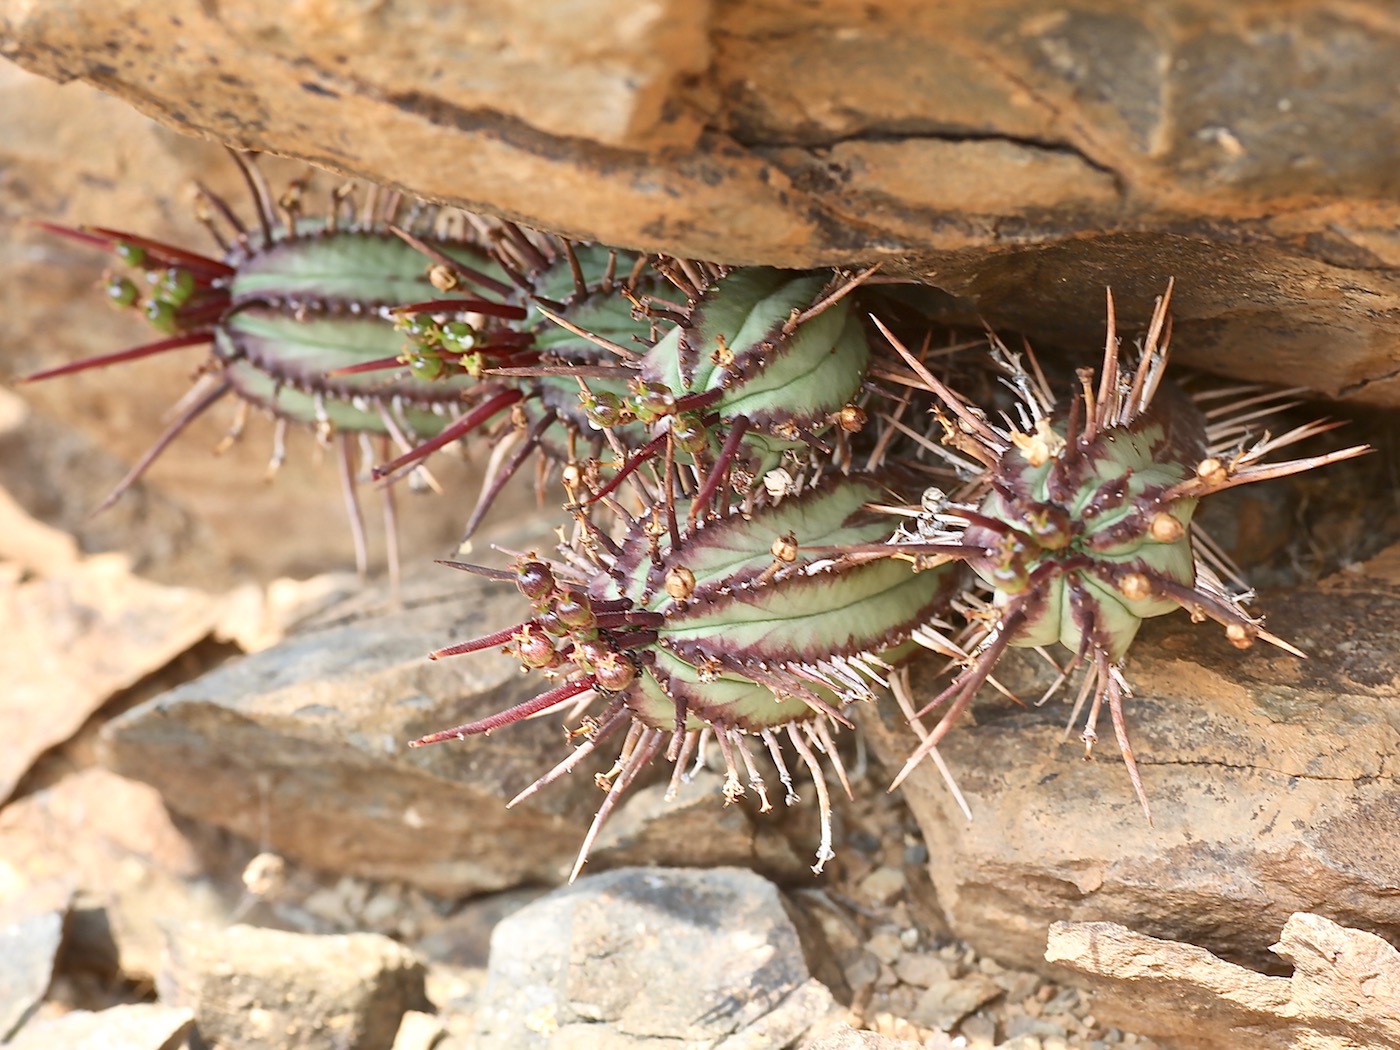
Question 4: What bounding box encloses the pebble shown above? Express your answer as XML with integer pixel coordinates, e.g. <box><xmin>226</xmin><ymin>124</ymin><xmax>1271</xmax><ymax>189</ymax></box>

<box><xmin>857</xmin><ymin>866</ymin><xmax>906</xmax><ymax>906</ymax></box>
<box><xmin>911</xmin><ymin>974</ymin><xmax>1003</xmax><ymax>1031</ymax></box>
<box><xmin>159</xmin><ymin>922</ymin><xmax>428</xmax><ymax>1050</ymax></box>
<box><xmin>893</xmin><ymin>952</ymin><xmax>952</xmax><ymax>988</ymax></box>
<box><xmin>959</xmin><ymin>1013</ymin><xmax>998</xmax><ymax>1047</ymax></box>
<box><xmin>866</xmin><ymin>930</ymin><xmax>904</xmax><ymax>965</ymax></box>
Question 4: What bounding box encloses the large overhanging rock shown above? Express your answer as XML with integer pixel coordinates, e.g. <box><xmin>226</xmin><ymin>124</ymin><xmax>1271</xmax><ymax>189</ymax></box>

<box><xmin>3</xmin><ymin>1</ymin><xmax>1400</xmax><ymax>404</ymax></box>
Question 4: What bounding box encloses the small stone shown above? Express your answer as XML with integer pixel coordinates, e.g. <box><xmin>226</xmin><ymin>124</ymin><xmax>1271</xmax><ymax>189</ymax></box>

<box><xmin>392</xmin><ymin>1010</ymin><xmax>446</xmax><ymax>1050</ymax></box>
<box><xmin>910</xmin><ymin>974</ymin><xmax>1003</xmax><ymax>1032</ymax></box>
<box><xmin>866</xmin><ymin>930</ymin><xmax>903</xmax><ymax>965</ymax></box>
<box><xmin>841</xmin><ymin>951</ymin><xmax>880</xmax><ymax>993</ymax></box>
<box><xmin>1042</xmin><ymin>987</ymin><xmax>1080</xmax><ymax>1014</ymax></box>
<box><xmin>857</xmin><ymin>865</ymin><xmax>906</xmax><ymax>907</ymax></box>
<box><xmin>0</xmin><ymin>907</ymin><xmax>66</xmax><ymax>1041</ymax></box>
<box><xmin>994</xmin><ymin>970</ymin><xmax>1040</xmax><ymax>1003</ymax></box>
<box><xmin>472</xmin><ymin>867</ymin><xmax>822</xmax><ymax>1048</ymax></box>
<box><xmin>958</xmin><ymin>1013</ymin><xmax>998</xmax><ymax>1048</ymax></box>
<box><xmin>892</xmin><ymin>952</ymin><xmax>951</xmax><ymax>988</ymax></box>
<box><xmin>5</xmin><ymin>1003</ymin><xmax>193</xmax><ymax>1050</ymax></box>
<box><xmin>1004</xmin><ymin>1015</ymin><xmax>1069</xmax><ymax>1041</ymax></box>
<box><xmin>159</xmin><ymin>922</ymin><xmax>428</xmax><ymax>1050</ymax></box>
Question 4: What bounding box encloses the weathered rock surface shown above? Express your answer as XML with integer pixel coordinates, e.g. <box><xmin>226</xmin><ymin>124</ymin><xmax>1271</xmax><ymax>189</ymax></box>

<box><xmin>0</xmin><ymin>550</ymin><xmax>224</xmax><ymax>802</ymax></box>
<box><xmin>471</xmin><ymin>866</ymin><xmax>842</xmax><ymax>1049</ymax></box>
<box><xmin>100</xmin><ymin>565</ymin><xmax>612</xmax><ymax>896</ymax></box>
<box><xmin>0</xmin><ymin>905</ymin><xmax>65</xmax><ymax>1041</ymax></box>
<box><xmin>1046</xmin><ymin>912</ymin><xmax>1400</xmax><ymax>1050</ymax></box>
<box><xmin>4</xmin><ymin>2</ymin><xmax>1400</xmax><ymax>405</ymax></box>
<box><xmin>158</xmin><ymin>922</ymin><xmax>428</xmax><ymax>1050</ymax></box>
<box><xmin>867</xmin><ymin>542</ymin><xmax>1400</xmax><ymax>975</ymax></box>
<box><xmin>5</xmin><ymin>1003</ymin><xmax>194</xmax><ymax>1050</ymax></box>
<box><xmin>804</xmin><ymin>1031</ymin><xmax>927</xmax><ymax>1050</ymax></box>
<box><xmin>0</xmin><ymin>768</ymin><xmax>229</xmax><ymax>980</ymax></box>
<box><xmin>100</xmin><ymin>565</ymin><xmax>805</xmax><ymax>896</ymax></box>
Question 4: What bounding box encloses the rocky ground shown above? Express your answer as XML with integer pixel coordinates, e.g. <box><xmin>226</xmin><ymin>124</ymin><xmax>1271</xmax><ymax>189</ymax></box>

<box><xmin>4</xmin><ymin>47</ymin><xmax>1400</xmax><ymax>1050</ymax></box>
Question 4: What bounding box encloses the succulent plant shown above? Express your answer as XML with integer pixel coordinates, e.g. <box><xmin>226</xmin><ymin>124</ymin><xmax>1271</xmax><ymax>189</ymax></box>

<box><xmin>26</xmin><ymin>149</ymin><xmax>1376</xmax><ymax>871</ymax></box>
<box><xmin>410</xmin><ymin>475</ymin><xmax>960</xmax><ymax>877</ymax></box>
<box><xmin>24</xmin><ymin>152</ymin><xmax>528</xmax><ymax>576</ymax></box>
<box><xmin>871</xmin><ymin>283</ymin><xmax>1370</xmax><ymax>816</ymax></box>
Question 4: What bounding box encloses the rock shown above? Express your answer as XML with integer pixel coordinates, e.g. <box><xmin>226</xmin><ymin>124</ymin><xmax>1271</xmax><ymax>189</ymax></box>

<box><xmin>100</xmin><ymin>564</ymin><xmax>631</xmax><ymax>896</ymax></box>
<box><xmin>159</xmin><ymin>922</ymin><xmax>427</xmax><ymax>1050</ymax></box>
<box><xmin>589</xmin><ymin>770</ymin><xmax>813</xmax><ymax>883</ymax></box>
<box><xmin>802</xmin><ymin>1027</ymin><xmax>925</xmax><ymax>1050</ymax></box>
<box><xmin>0</xmin><ymin>462</ymin><xmax>79</xmax><ymax>576</ymax></box>
<box><xmin>1045</xmin><ymin>912</ymin><xmax>1400</xmax><ymax>1050</ymax></box>
<box><xmin>392</xmin><ymin>1009</ymin><xmax>447</xmax><ymax>1050</ymax></box>
<box><xmin>0</xmin><ymin>906</ymin><xmax>65</xmax><ymax>1041</ymax></box>
<box><xmin>5</xmin><ymin>4</ymin><xmax>1400</xmax><ymax>405</ymax></box>
<box><xmin>0</xmin><ymin>550</ymin><xmax>225</xmax><ymax>801</ymax></box>
<box><xmin>909</xmin><ymin>975</ymin><xmax>1003</xmax><ymax>1032</ymax></box>
<box><xmin>0</xmin><ymin>768</ymin><xmax>229</xmax><ymax>980</ymax></box>
<box><xmin>415</xmin><ymin>888</ymin><xmax>551</xmax><ymax>970</ymax></box>
<box><xmin>866</xmin><ymin>542</ymin><xmax>1400</xmax><ymax>973</ymax></box>
<box><xmin>5</xmin><ymin>1002</ymin><xmax>193</xmax><ymax>1050</ymax></box>
<box><xmin>472</xmin><ymin>866</ymin><xmax>842</xmax><ymax>1048</ymax></box>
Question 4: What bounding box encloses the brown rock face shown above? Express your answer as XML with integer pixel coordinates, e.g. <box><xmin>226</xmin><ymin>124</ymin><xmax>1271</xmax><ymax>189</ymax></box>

<box><xmin>1046</xmin><ymin>914</ymin><xmax>1400</xmax><ymax>1050</ymax></box>
<box><xmin>866</xmin><ymin>543</ymin><xmax>1400</xmax><ymax>975</ymax></box>
<box><xmin>3</xmin><ymin>2</ymin><xmax>1400</xmax><ymax>404</ymax></box>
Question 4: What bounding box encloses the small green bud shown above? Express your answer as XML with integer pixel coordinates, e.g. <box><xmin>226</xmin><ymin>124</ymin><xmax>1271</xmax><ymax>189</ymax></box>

<box><xmin>114</xmin><ymin>241</ymin><xmax>147</xmax><ymax>268</ymax></box>
<box><xmin>157</xmin><ymin>267</ymin><xmax>196</xmax><ymax>307</ymax></box>
<box><xmin>670</xmin><ymin>415</ymin><xmax>709</xmax><ymax>455</ymax></box>
<box><xmin>439</xmin><ymin>321</ymin><xmax>477</xmax><ymax>353</ymax></box>
<box><xmin>104</xmin><ymin>275</ymin><xmax>139</xmax><ymax>308</ymax></box>
<box><xmin>406</xmin><ymin>353</ymin><xmax>444</xmax><ymax>381</ymax></box>
<box><xmin>582</xmin><ymin>391</ymin><xmax>627</xmax><ymax>430</ymax></box>
<box><xmin>144</xmin><ymin>298</ymin><xmax>179</xmax><ymax>333</ymax></box>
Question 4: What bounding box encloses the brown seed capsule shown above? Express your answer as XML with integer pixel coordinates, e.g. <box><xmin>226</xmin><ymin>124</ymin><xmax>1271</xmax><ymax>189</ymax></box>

<box><xmin>429</xmin><ymin>263</ymin><xmax>460</xmax><ymax>292</ymax></box>
<box><xmin>512</xmin><ymin>625</ymin><xmax>557</xmax><ymax>668</ymax></box>
<box><xmin>572</xmin><ymin>638</ymin><xmax>610</xmax><ymax>672</ymax></box>
<box><xmin>516</xmin><ymin>559</ymin><xmax>556</xmax><ymax>603</ymax></box>
<box><xmin>555</xmin><ymin>590</ymin><xmax>597</xmax><ymax>630</ymax></box>
<box><xmin>593</xmin><ymin>650</ymin><xmax>638</xmax><ymax>692</ymax></box>
<box><xmin>771</xmin><ymin>532</ymin><xmax>799</xmax><ymax>563</ymax></box>
<box><xmin>1118</xmin><ymin>572</ymin><xmax>1152</xmax><ymax>602</ymax></box>
<box><xmin>1149</xmin><ymin>511</ymin><xmax>1185</xmax><ymax>543</ymax></box>
<box><xmin>835</xmin><ymin>404</ymin><xmax>867</xmax><ymax>433</ymax></box>
<box><xmin>1225</xmin><ymin>623</ymin><xmax>1254</xmax><ymax>649</ymax></box>
<box><xmin>561</xmin><ymin>462</ymin><xmax>584</xmax><ymax>490</ymax></box>
<box><xmin>665</xmin><ymin>565</ymin><xmax>697</xmax><ymax>600</ymax></box>
<box><xmin>1196</xmin><ymin>457</ymin><xmax>1229</xmax><ymax>486</ymax></box>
